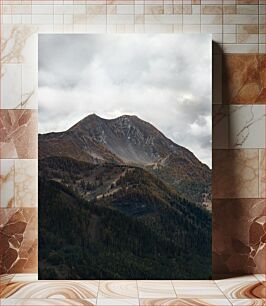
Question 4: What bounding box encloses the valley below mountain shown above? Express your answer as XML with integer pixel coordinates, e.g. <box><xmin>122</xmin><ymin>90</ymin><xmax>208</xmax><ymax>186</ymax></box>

<box><xmin>38</xmin><ymin>114</ymin><xmax>212</xmax><ymax>279</ymax></box>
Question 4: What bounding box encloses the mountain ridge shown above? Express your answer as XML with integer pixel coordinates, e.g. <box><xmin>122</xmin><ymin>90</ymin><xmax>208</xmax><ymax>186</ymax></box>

<box><xmin>39</xmin><ymin>113</ymin><xmax>211</xmax><ymax>206</ymax></box>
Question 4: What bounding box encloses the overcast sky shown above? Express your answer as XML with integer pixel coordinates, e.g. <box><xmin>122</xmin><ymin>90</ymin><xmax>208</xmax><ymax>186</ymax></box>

<box><xmin>39</xmin><ymin>34</ymin><xmax>212</xmax><ymax>167</ymax></box>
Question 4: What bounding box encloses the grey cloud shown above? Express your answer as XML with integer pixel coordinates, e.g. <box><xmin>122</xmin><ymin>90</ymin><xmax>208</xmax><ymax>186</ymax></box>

<box><xmin>38</xmin><ymin>34</ymin><xmax>212</xmax><ymax>167</ymax></box>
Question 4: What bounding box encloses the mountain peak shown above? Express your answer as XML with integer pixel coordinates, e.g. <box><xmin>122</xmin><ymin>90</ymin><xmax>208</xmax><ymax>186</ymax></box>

<box><xmin>86</xmin><ymin>113</ymin><xmax>102</xmax><ymax>120</ymax></box>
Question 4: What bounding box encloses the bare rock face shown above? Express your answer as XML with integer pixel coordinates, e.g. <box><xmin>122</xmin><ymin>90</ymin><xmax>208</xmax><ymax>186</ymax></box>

<box><xmin>39</xmin><ymin>113</ymin><xmax>211</xmax><ymax>205</ymax></box>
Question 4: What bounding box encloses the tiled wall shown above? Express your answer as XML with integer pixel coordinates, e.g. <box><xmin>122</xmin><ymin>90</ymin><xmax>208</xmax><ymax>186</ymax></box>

<box><xmin>0</xmin><ymin>0</ymin><xmax>265</xmax><ymax>278</ymax></box>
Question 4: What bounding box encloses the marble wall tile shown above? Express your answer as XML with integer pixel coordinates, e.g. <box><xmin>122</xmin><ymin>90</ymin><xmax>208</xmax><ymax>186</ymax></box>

<box><xmin>1</xmin><ymin>64</ymin><xmax>22</xmax><ymax>109</ymax></box>
<box><xmin>1</xmin><ymin>26</ymin><xmax>37</xmax><ymax>109</ymax></box>
<box><xmin>223</xmin><ymin>44</ymin><xmax>258</xmax><ymax>53</ymax></box>
<box><xmin>0</xmin><ymin>0</ymin><xmax>264</xmax><ymax>280</ymax></box>
<box><xmin>21</xmin><ymin>64</ymin><xmax>37</xmax><ymax>109</ymax></box>
<box><xmin>223</xmin><ymin>33</ymin><xmax>237</xmax><ymax>43</ymax></box>
<box><xmin>0</xmin><ymin>208</ymin><xmax>38</xmax><ymax>274</ymax></box>
<box><xmin>229</xmin><ymin>105</ymin><xmax>265</xmax><ymax>149</ymax></box>
<box><xmin>137</xmin><ymin>281</ymin><xmax>176</xmax><ymax>298</ymax></box>
<box><xmin>14</xmin><ymin>160</ymin><xmax>37</xmax><ymax>208</ymax></box>
<box><xmin>213</xmin><ymin>199</ymin><xmax>266</xmax><ymax>276</ymax></box>
<box><xmin>237</xmin><ymin>25</ymin><xmax>259</xmax><ymax>34</ymax></box>
<box><xmin>1</xmin><ymin>26</ymin><xmax>37</xmax><ymax>65</ymax></box>
<box><xmin>213</xmin><ymin>105</ymin><xmax>229</xmax><ymax>149</ymax></box>
<box><xmin>213</xmin><ymin>149</ymin><xmax>259</xmax><ymax>198</ymax></box>
<box><xmin>222</xmin><ymin>54</ymin><xmax>264</xmax><ymax>104</ymax></box>
<box><xmin>0</xmin><ymin>160</ymin><xmax>15</xmax><ymax>208</ymax></box>
<box><xmin>259</xmin><ymin>149</ymin><xmax>265</xmax><ymax>198</ymax></box>
<box><xmin>0</xmin><ymin>110</ymin><xmax>37</xmax><ymax>159</ymax></box>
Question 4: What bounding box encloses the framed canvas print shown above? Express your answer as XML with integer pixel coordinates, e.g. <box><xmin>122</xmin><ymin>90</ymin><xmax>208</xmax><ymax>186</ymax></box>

<box><xmin>38</xmin><ymin>34</ymin><xmax>212</xmax><ymax>280</ymax></box>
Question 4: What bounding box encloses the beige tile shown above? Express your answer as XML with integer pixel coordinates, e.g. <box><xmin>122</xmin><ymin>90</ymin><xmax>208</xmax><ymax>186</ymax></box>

<box><xmin>96</xmin><ymin>299</ymin><xmax>139</xmax><ymax>305</ymax></box>
<box><xmin>201</xmin><ymin>5</ymin><xmax>223</xmax><ymax>14</ymax></box>
<box><xmin>144</xmin><ymin>14</ymin><xmax>182</xmax><ymax>24</ymax></box>
<box><xmin>237</xmin><ymin>25</ymin><xmax>259</xmax><ymax>34</ymax></box>
<box><xmin>259</xmin><ymin>149</ymin><xmax>265</xmax><ymax>198</ymax></box>
<box><xmin>229</xmin><ymin>105</ymin><xmax>265</xmax><ymax>149</ymax></box>
<box><xmin>215</xmin><ymin>276</ymin><xmax>264</xmax><ymax>299</ymax></box>
<box><xmin>237</xmin><ymin>33</ymin><xmax>258</xmax><ymax>44</ymax></box>
<box><xmin>223</xmin><ymin>33</ymin><xmax>236</xmax><ymax>43</ymax></box>
<box><xmin>140</xmin><ymin>298</ymin><xmax>232</xmax><ymax>306</ymax></box>
<box><xmin>172</xmin><ymin>281</ymin><xmax>225</xmax><ymax>298</ymax></box>
<box><xmin>14</xmin><ymin>159</ymin><xmax>37</xmax><ymax>208</ymax></box>
<box><xmin>223</xmin><ymin>44</ymin><xmax>258</xmax><ymax>53</ymax></box>
<box><xmin>223</xmin><ymin>5</ymin><xmax>236</xmax><ymax>14</ymax></box>
<box><xmin>183</xmin><ymin>24</ymin><xmax>200</xmax><ymax>32</ymax></box>
<box><xmin>237</xmin><ymin>4</ymin><xmax>259</xmax><ymax>14</ymax></box>
<box><xmin>223</xmin><ymin>25</ymin><xmax>236</xmax><ymax>33</ymax></box>
<box><xmin>201</xmin><ymin>15</ymin><xmax>223</xmax><ymax>24</ymax></box>
<box><xmin>1</xmin><ymin>281</ymin><xmax>99</xmax><ymax>299</ymax></box>
<box><xmin>213</xmin><ymin>149</ymin><xmax>259</xmax><ymax>198</ymax></box>
<box><xmin>144</xmin><ymin>5</ymin><xmax>164</xmax><ymax>15</ymax></box>
<box><xmin>1</xmin><ymin>299</ymin><xmax>96</xmax><ymax>305</ymax></box>
<box><xmin>107</xmin><ymin>15</ymin><xmax>134</xmax><ymax>25</ymax></box>
<box><xmin>1</xmin><ymin>64</ymin><xmax>22</xmax><ymax>109</ymax></box>
<box><xmin>138</xmin><ymin>281</ymin><xmax>176</xmax><ymax>298</ymax></box>
<box><xmin>98</xmin><ymin>281</ymin><xmax>138</xmax><ymax>299</ymax></box>
<box><xmin>11</xmin><ymin>274</ymin><xmax>38</xmax><ymax>282</ymax></box>
<box><xmin>0</xmin><ymin>159</ymin><xmax>15</xmax><ymax>208</ymax></box>
<box><xmin>223</xmin><ymin>14</ymin><xmax>258</xmax><ymax>24</ymax></box>
<box><xmin>229</xmin><ymin>300</ymin><xmax>266</xmax><ymax>306</ymax></box>
<box><xmin>116</xmin><ymin>5</ymin><xmax>134</xmax><ymax>15</ymax></box>
<box><xmin>183</xmin><ymin>14</ymin><xmax>200</xmax><ymax>24</ymax></box>
<box><xmin>182</xmin><ymin>5</ymin><xmax>192</xmax><ymax>14</ymax></box>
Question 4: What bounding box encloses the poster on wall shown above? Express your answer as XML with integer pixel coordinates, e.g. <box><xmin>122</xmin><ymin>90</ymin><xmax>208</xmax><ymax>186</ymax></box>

<box><xmin>38</xmin><ymin>34</ymin><xmax>212</xmax><ymax>280</ymax></box>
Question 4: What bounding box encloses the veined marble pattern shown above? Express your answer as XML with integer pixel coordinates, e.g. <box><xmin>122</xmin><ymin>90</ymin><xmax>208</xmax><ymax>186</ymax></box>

<box><xmin>215</xmin><ymin>276</ymin><xmax>265</xmax><ymax>299</ymax></box>
<box><xmin>254</xmin><ymin>275</ymin><xmax>266</xmax><ymax>283</ymax></box>
<box><xmin>1</xmin><ymin>281</ymin><xmax>99</xmax><ymax>299</ymax></box>
<box><xmin>0</xmin><ymin>299</ymin><xmax>96</xmax><ymax>305</ymax></box>
<box><xmin>96</xmin><ymin>299</ymin><xmax>139</xmax><ymax>305</ymax></box>
<box><xmin>0</xmin><ymin>208</ymin><xmax>37</xmax><ymax>274</ymax></box>
<box><xmin>0</xmin><ymin>274</ymin><xmax>14</xmax><ymax>295</ymax></box>
<box><xmin>213</xmin><ymin>199</ymin><xmax>266</xmax><ymax>276</ymax></box>
<box><xmin>223</xmin><ymin>54</ymin><xmax>264</xmax><ymax>104</ymax></box>
<box><xmin>229</xmin><ymin>300</ymin><xmax>266</xmax><ymax>306</ymax></box>
<box><xmin>1</xmin><ymin>277</ymin><xmax>266</xmax><ymax>305</ymax></box>
<box><xmin>14</xmin><ymin>159</ymin><xmax>37</xmax><ymax>208</ymax></box>
<box><xmin>139</xmin><ymin>298</ymin><xmax>232</xmax><ymax>305</ymax></box>
<box><xmin>98</xmin><ymin>281</ymin><xmax>138</xmax><ymax>299</ymax></box>
<box><xmin>1</xmin><ymin>26</ymin><xmax>37</xmax><ymax>109</ymax></box>
<box><xmin>229</xmin><ymin>105</ymin><xmax>265</xmax><ymax>149</ymax></box>
<box><xmin>0</xmin><ymin>0</ymin><xmax>264</xmax><ymax>285</ymax></box>
<box><xmin>0</xmin><ymin>110</ymin><xmax>37</xmax><ymax>159</ymax></box>
<box><xmin>0</xmin><ymin>159</ymin><xmax>37</xmax><ymax>208</ymax></box>
<box><xmin>0</xmin><ymin>160</ymin><xmax>15</xmax><ymax>208</ymax></box>
<box><xmin>213</xmin><ymin>149</ymin><xmax>259</xmax><ymax>198</ymax></box>
<box><xmin>137</xmin><ymin>281</ymin><xmax>176</xmax><ymax>298</ymax></box>
<box><xmin>172</xmin><ymin>281</ymin><xmax>225</xmax><ymax>298</ymax></box>
<box><xmin>1</xmin><ymin>25</ymin><xmax>37</xmax><ymax>65</ymax></box>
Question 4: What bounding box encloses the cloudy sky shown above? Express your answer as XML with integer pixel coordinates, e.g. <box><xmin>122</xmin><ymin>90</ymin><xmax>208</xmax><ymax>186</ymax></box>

<box><xmin>39</xmin><ymin>34</ymin><xmax>212</xmax><ymax>167</ymax></box>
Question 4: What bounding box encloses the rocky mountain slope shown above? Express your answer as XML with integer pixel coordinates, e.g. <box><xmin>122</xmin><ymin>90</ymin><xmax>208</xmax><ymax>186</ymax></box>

<box><xmin>39</xmin><ymin>114</ymin><xmax>211</xmax><ymax>205</ymax></box>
